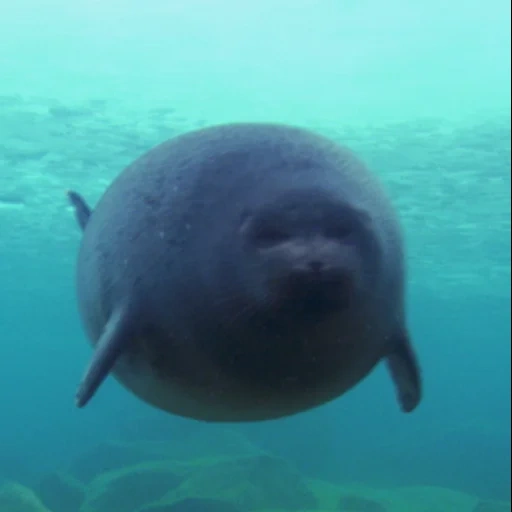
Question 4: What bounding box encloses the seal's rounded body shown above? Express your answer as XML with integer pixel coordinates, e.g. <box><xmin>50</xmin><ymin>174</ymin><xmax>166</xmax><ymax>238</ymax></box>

<box><xmin>68</xmin><ymin>123</ymin><xmax>421</xmax><ymax>421</ymax></box>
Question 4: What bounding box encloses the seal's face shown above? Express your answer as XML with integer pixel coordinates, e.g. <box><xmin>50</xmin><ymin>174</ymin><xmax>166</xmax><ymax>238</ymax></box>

<box><xmin>237</xmin><ymin>188</ymin><xmax>381</xmax><ymax>320</ymax></box>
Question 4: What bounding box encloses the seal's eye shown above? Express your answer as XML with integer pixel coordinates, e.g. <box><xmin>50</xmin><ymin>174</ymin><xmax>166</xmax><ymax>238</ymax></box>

<box><xmin>253</xmin><ymin>225</ymin><xmax>290</xmax><ymax>247</ymax></box>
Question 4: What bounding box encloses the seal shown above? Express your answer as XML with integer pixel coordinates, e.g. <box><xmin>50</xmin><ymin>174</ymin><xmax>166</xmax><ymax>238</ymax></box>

<box><xmin>67</xmin><ymin>122</ymin><xmax>421</xmax><ymax>422</ymax></box>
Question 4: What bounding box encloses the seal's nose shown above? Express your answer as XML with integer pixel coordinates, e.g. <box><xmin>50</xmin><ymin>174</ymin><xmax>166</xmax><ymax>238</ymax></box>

<box><xmin>291</xmin><ymin>259</ymin><xmax>351</xmax><ymax>288</ymax></box>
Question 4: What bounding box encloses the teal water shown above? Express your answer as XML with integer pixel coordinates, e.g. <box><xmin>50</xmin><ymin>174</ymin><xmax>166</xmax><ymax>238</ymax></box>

<box><xmin>0</xmin><ymin>1</ymin><xmax>510</xmax><ymax>511</ymax></box>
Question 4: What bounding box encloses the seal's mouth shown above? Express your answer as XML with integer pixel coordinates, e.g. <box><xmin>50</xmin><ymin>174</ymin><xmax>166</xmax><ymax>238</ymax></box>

<box><xmin>273</xmin><ymin>265</ymin><xmax>353</xmax><ymax>316</ymax></box>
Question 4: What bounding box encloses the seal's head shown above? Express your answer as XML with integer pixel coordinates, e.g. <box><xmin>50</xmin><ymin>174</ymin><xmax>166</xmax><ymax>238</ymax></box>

<box><xmin>219</xmin><ymin>187</ymin><xmax>381</xmax><ymax>325</ymax></box>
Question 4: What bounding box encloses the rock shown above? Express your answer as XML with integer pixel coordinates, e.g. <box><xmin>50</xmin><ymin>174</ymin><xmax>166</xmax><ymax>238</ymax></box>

<box><xmin>395</xmin><ymin>485</ymin><xmax>480</xmax><ymax>511</ymax></box>
<box><xmin>311</xmin><ymin>480</ymin><xmax>483</xmax><ymax>512</ymax></box>
<box><xmin>0</xmin><ymin>481</ymin><xmax>52</xmax><ymax>512</ymax></box>
<box><xmin>338</xmin><ymin>493</ymin><xmax>387</xmax><ymax>511</ymax></box>
<box><xmin>81</xmin><ymin>462</ymin><xmax>184</xmax><ymax>512</ymax></box>
<box><xmin>140</xmin><ymin>497</ymin><xmax>243</xmax><ymax>512</ymax></box>
<box><xmin>38</xmin><ymin>471</ymin><xmax>85</xmax><ymax>512</ymax></box>
<box><xmin>166</xmin><ymin>453</ymin><xmax>317</xmax><ymax>510</ymax></box>
<box><xmin>69</xmin><ymin>441</ymin><xmax>161</xmax><ymax>483</ymax></box>
<box><xmin>79</xmin><ymin>448</ymin><xmax>314</xmax><ymax>511</ymax></box>
<box><xmin>308</xmin><ymin>479</ymin><xmax>351</xmax><ymax>510</ymax></box>
<box><xmin>69</xmin><ymin>428</ymin><xmax>259</xmax><ymax>483</ymax></box>
<box><xmin>473</xmin><ymin>500</ymin><xmax>512</xmax><ymax>512</ymax></box>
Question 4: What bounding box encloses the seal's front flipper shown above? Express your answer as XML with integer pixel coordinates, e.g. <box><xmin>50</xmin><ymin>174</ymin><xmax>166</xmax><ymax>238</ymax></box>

<box><xmin>75</xmin><ymin>305</ymin><xmax>135</xmax><ymax>408</ymax></box>
<box><xmin>385</xmin><ymin>329</ymin><xmax>421</xmax><ymax>413</ymax></box>
<box><xmin>67</xmin><ymin>190</ymin><xmax>92</xmax><ymax>231</ymax></box>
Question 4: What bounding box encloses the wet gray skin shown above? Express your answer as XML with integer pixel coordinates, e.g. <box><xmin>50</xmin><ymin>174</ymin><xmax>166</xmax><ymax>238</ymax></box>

<box><xmin>67</xmin><ymin>122</ymin><xmax>421</xmax><ymax>422</ymax></box>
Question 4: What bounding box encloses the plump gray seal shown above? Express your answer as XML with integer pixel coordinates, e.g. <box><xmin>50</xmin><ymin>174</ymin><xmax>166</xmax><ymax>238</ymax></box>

<box><xmin>67</xmin><ymin>122</ymin><xmax>421</xmax><ymax>422</ymax></box>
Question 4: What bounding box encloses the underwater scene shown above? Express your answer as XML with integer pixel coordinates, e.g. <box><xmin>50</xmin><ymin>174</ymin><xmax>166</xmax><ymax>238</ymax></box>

<box><xmin>0</xmin><ymin>1</ymin><xmax>510</xmax><ymax>511</ymax></box>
